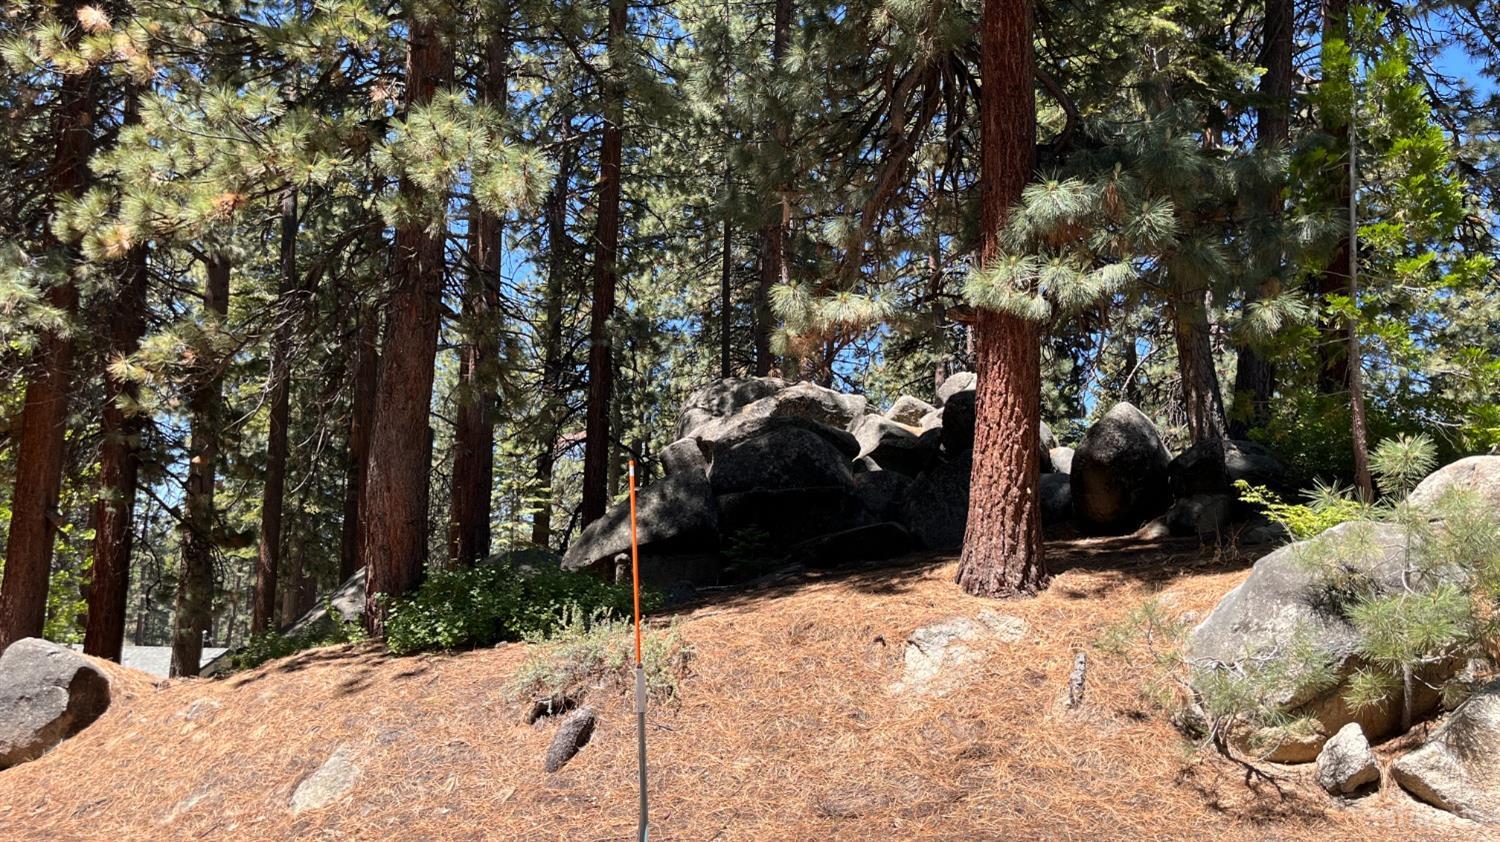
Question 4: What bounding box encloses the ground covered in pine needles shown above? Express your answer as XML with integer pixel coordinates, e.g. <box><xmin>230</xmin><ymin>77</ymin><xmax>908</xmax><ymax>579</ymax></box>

<box><xmin>0</xmin><ymin>536</ymin><xmax>1486</xmax><ymax>840</ymax></box>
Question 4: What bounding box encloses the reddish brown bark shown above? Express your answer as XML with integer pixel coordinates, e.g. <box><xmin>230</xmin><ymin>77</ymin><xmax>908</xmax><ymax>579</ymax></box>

<box><xmin>339</xmin><ymin>306</ymin><xmax>379</xmax><ymax>581</ymax></box>
<box><xmin>360</xmin><ymin>17</ymin><xmax>453</xmax><ymax>634</ymax></box>
<box><xmin>1316</xmin><ymin>0</ymin><xmax>1352</xmax><ymax>396</ymax></box>
<box><xmin>1173</xmin><ymin>291</ymin><xmax>1229</xmax><ymax>444</ymax></box>
<box><xmin>0</xmin><ymin>18</ymin><xmax>96</xmax><ymax>651</ymax></box>
<box><xmin>954</xmin><ymin>0</ymin><xmax>1047</xmax><ymax>598</ymax></box>
<box><xmin>450</xmin><ymin>19</ymin><xmax>510</xmax><ymax>567</ymax></box>
<box><xmin>252</xmin><ymin>188</ymin><xmax>298</xmax><ymax>633</ymax></box>
<box><xmin>83</xmin><ymin>237</ymin><xmax>148</xmax><ymax>661</ymax></box>
<box><xmin>580</xmin><ymin>0</ymin><xmax>628</xmax><ymax>527</ymax></box>
<box><xmin>171</xmin><ymin>254</ymin><xmax>231</xmax><ymax>677</ymax></box>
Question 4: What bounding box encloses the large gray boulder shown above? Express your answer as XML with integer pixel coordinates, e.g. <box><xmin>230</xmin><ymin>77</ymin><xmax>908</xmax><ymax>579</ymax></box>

<box><xmin>709</xmin><ymin>424</ymin><xmax>854</xmax><ymax>496</ymax></box>
<box><xmin>1166</xmin><ymin>494</ymin><xmax>1233</xmax><ymax>538</ymax></box>
<box><xmin>1186</xmin><ymin>522</ymin><xmax>1457</xmax><ymax>762</ymax></box>
<box><xmin>1392</xmin><ymin>678</ymin><xmax>1500</xmax><ymax>823</ymax></box>
<box><xmin>787</xmin><ymin>522</ymin><xmax>914</xmax><ymax>569</ymax></box>
<box><xmin>717</xmin><ymin>486</ymin><xmax>868</xmax><ymax>547</ymax></box>
<box><xmin>885</xmin><ymin>395</ymin><xmax>935</xmax><ymax>427</ymax></box>
<box><xmin>660</xmin><ymin>437</ymin><xmax>710</xmax><ymax>478</ymax></box>
<box><xmin>0</xmin><ymin>638</ymin><xmax>112</xmax><ymax>769</ymax></box>
<box><xmin>692</xmin><ymin>413</ymin><xmax>860</xmax><ymax>462</ymax></box>
<box><xmin>1070</xmin><ymin>403</ymin><xmax>1172</xmax><ymax>533</ymax></box>
<box><xmin>939</xmin><ymin>391</ymin><xmax>976</xmax><ymax>453</ymax></box>
<box><xmin>677</xmin><ymin>376</ymin><xmax>788</xmax><ymax>437</ymax></box>
<box><xmin>1040</xmin><ymin>473</ymin><xmax>1072</xmax><ymax>526</ymax></box>
<box><xmin>901</xmin><ymin>456</ymin><xmax>971</xmax><ymax>549</ymax></box>
<box><xmin>1169</xmin><ymin>438</ymin><xmax>1286</xmax><ymax>498</ymax></box>
<box><xmin>1408</xmin><ymin>455</ymin><xmax>1500</xmax><ymax>513</ymax></box>
<box><xmin>725</xmin><ymin>381</ymin><xmax>867</xmax><ymax>431</ymax></box>
<box><xmin>286</xmin><ymin>568</ymin><xmax>367</xmax><ymax>638</ymax></box>
<box><xmin>854</xmin><ymin>470</ymin><xmax>912</xmax><ymax>523</ymax></box>
<box><xmin>850</xmin><ymin>414</ymin><xmax>938</xmax><ymax>476</ymax></box>
<box><xmin>562</xmin><ymin>472</ymin><xmax>719</xmax><ymax>573</ymax></box>
<box><xmin>935</xmin><ymin>371</ymin><xmax>976</xmax><ymax>406</ymax></box>
<box><xmin>1039</xmin><ymin>421</ymin><xmax>1058</xmax><ymax>452</ymax></box>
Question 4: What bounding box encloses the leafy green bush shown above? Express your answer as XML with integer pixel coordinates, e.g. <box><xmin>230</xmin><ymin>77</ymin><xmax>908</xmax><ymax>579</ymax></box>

<box><xmin>511</xmin><ymin>607</ymin><xmax>690</xmax><ymax>703</ymax></box>
<box><xmin>1235</xmin><ymin>479</ymin><xmax>1367</xmax><ymax>541</ymax></box>
<box><xmin>229</xmin><ymin>607</ymin><xmax>368</xmax><ymax>672</ymax></box>
<box><xmin>382</xmin><ymin>563</ymin><xmax>654</xmax><ymax>656</ymax></box>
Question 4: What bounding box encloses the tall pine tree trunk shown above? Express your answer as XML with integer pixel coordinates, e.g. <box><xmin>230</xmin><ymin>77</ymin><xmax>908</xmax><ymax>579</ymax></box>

<box><xmin>252</xmin><ymin>188</ymin><xmax>298</xmax><ymax>633</ymax></box>
<box><xmin>1228</xmin><ymin>0</ymin><xmax>1291</xmax><ymax>437</ymax></box>
<box><xmin>339</xmin><ymin>305</ymin><xmax>378</xmax><ymax>580</ymax></box>
<box><xmin>1316</xmin><ymin>0</ymin><xmax>1352</xmax><ymax>395</ymax></box>
<box><xmin>171</xmin><ymin>254</ymin><xmax>230</xmax><ymax>677</ymax></box>
<box><xmin>83</xmin><ymin>240</ymin><xmax>148</xmax><ymax>661</ymax></box>
<box><xmin>1173</xmin><ymin>290</ymin><xmax>1229</xmax><ymax>443</ymax></box>
<box><xmin>753</xmin><ymin>0</ymin><xmax>792</xmax><ymax>377</ymax></box>
<box><xmin>360</xmin><ymin>16</ymin><xmax>453</xmax><ymax>633</ymax></box>
<box><xmin>581</xmin><ymin>0</ymin><xmax>628</xmax><ymax>526</ymax></box>
<box><xmin>954</xmin><ymin>0</ymin><xmax>1047</xmax><ymax>598</ymax></box>
<box><xmin>532</xmin><ymin>146</ymin><xmax>573</xmax><ymax>548</ymax></box>
<box><xmin>450</xmin><ymin>19</ymin><xmax>510</xmax><ymax>566</ymax></box>
<box><xmin>0</xmin><ymin>16</ymin><xmax>96</xmax><ymax>651</ymax></box>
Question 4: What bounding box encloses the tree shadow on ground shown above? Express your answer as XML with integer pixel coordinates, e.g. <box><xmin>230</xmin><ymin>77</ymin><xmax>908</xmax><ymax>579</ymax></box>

<box><xmin>660</xmin><ymin>529</ymin><xmax>1268</xmax><ymax>622</ymax></box>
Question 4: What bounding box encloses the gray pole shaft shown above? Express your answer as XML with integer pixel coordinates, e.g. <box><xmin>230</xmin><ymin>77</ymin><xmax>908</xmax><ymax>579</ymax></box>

<box><xmin>635</xmin><ymin>664</ymin><xmax>648</xmax><ymax>841</ymax></box>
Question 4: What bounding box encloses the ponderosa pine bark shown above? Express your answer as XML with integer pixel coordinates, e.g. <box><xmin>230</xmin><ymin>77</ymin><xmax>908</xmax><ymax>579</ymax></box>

<box><xmin>580</xmin><ymin>0</ymin><xmax>628</xmax><ymax>526</ymax></box>
<box><xmin>338</xmin><ymin>304</ymin><xmax>379</xmax><ymax>581</ymax></box>
<box><xmin>450</xmin><ymin>17</ymin><xmax>510</xmax><ymax>567</ymax></box>
<box><xmin>954</xmin><ymin>0</ymin><xmax>1047</xmax><ymax>598</ymax></box>
<box><xmin>171</xmin><ymin>253</ymin><xmax>231</xmax><ymax>677</ymax></box>
<box><xmin>1173</xmin><ymin>291</ymin><xmax>1229</xmax><ymax>444</ymax></box>
<box><xmin>83</xmin><ymin>239</ymin><xmax>148</xmax><ymax>661</ymax></box>
<box><xmin>1228</xmin><ymin>0</ymin><xmax>1291</xmax><ymax>437</ymax></box>
<box><xmin>0</xmin><ymin>10</ymin><xmax>97</xmax><ymax>651</ymax></box>
<box><xmin>252</xmin><ymin>188</ymin><xmax>298</xmax><ymax>633</ymax></box>
<box><xmin>752</xmin><ymin>0</ymin><xmax>792</xmax><ymax>377</ymax></box>
<box><xmin>360</xmin><ymin>15</ymin><xmax>453</xmax><ymax>633</ymax></box>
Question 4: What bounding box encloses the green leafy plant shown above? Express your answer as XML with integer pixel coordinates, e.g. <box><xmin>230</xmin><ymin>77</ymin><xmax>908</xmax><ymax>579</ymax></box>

<box><xmin>1235</xmin><ymin>480</ymin><xmax>1367</xmax><ymax>541</ymax></box>
<box><xmin>382</xmin><ymin>563</ymin><xmax>654</xmax><ymax>656</ymax></box>
<box><xmin>229</xmin><ymin>603</ymin><xmax>368</xmax><ymax>672</ymax></box>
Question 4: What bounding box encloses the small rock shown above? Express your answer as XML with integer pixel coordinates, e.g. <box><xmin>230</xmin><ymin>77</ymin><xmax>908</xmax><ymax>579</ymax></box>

<box><xmin>290</xmin><ymin>744</ymin><xmax>361</xmax><ymax>814</ymax></box>
<box><xmin>891</xmin><ymin>611</ymin><xmax>1026</xmax><ymax>696</ymax></box>
<box><xmin>1049</xmin><ymin>446</ymin><xmax>1075</xmax><ymax>475</ymax></box>
<box><xmin>1315</xmin><ymin>723</ymin><xmax>1379</xmax><ymax>795</ymax></box>
<box><xmin>886</xmin><ymin>395</ymin><xmax>936</xmax><ymax>427</ymax></box>
<box><xmin>0</xmin><ymin>638</ymin><xmax>111</xmax><ymax>769</ymax></box>
<box><xmin>544</xmin><ymin>706</ymin><xmax>597</xmax><ymax>773</ymax></box>
<box><xmin>1392</xmin><ymin>678</ymin><xmax>1500</xmax><ymax>824</ymax></box>
<box><xmin>935</xmin><ymin>371</ymin><xmax>976</xmax><ymax>406</ymax></box>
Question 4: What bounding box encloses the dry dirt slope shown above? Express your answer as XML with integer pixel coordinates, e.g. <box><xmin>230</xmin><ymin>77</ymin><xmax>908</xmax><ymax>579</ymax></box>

<box><xmin>0</xmin><ymin>538</ymin><xmax>1486</xmax><ymax>841</ymax></box>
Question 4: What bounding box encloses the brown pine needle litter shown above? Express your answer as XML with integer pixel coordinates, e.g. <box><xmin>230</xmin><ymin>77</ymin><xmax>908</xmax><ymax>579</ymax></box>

<box><xmin>0</xmin><ymin>536</ymin><xmax>1488</xmax><ymax>840</ymax></box>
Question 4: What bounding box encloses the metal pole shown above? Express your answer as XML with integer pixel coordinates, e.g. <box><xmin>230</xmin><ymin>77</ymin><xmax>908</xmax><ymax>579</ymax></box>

<box><xmin>627</xmin><ymin>461</ymin><xmax>648</xmax><ymax>841</ymax></box>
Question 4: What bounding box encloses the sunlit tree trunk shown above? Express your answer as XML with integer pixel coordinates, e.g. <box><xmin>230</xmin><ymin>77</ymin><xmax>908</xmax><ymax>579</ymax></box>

<box><xmin>954</xmin><ymin>0</ymin><xmax>1047</xmax><ymax>598</ymax></box>
<box><xmin>360</xmin><ymin>15</ymin><xmax>454</xmax><ymax>633</ymax></box>
<box><xmin>0</xmin><ymin>12</ymin><xmax>96</xmax><ymax>651</ymax></box>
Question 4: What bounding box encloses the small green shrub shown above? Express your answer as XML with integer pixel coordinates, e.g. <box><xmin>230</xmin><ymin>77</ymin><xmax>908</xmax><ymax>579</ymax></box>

<box><xmin>1235</xmin><ymin>479</ymin><xmax>1367</xmax><ymax>541</ymax></box>
<box><xmin>511</xmin><ymin>607</ymin><xmax>691</xmax><ymax>703</ymax></box>
<box><xmin>229</xmin><ymin>605</ymin><xmax>368</xmax><ymax>672</ymax></box>
<box><xmin>382</xmin><ymin>563</ymin><xmax>656</xmax><ymax>656</ymax></box>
